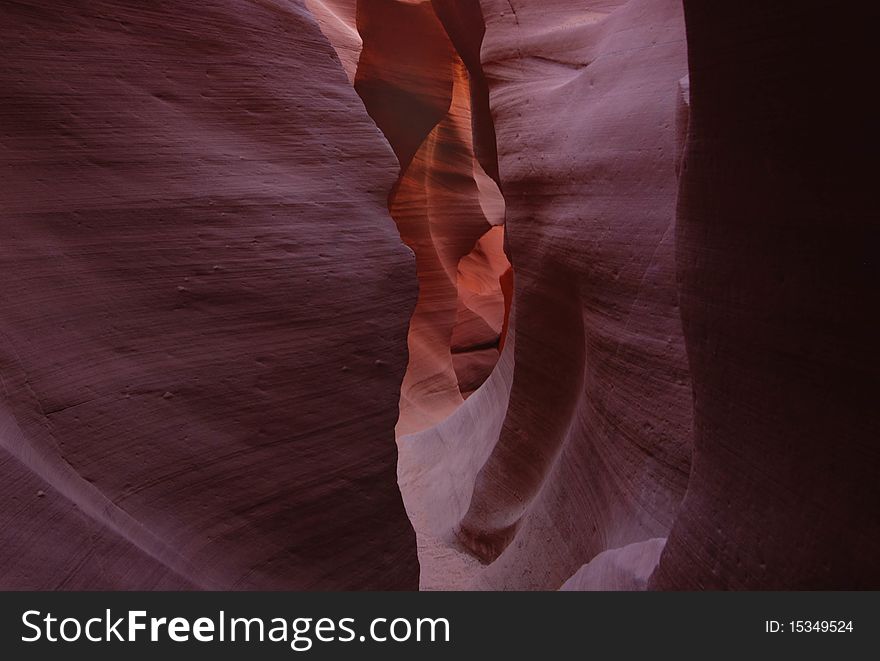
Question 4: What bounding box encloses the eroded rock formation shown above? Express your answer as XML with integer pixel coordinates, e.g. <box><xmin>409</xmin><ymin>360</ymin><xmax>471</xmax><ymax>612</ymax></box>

<box><xmin>0</xmin><ymin>0</ymin><xmax>417</xmax><ymax>590</ymax></box>
<box><xmin>396</xmin><ymin>0</ymin><xmax>877</xmax><ymax>591</ymax></box>
<box><xmin>649</xmin><ymin>1</ymin><xmax>879</xmax><ymax>589</ymax></box>
<box><xmin>400</xmin><ymin>0</ymin><xmax>694</xmax><ymax>590</ymax></box>
<box><xmin>2</xmin><ymin>0</ymin><xmax>875</xmax><ymax>591</ymax></box>
<box><xmin>353</xmin><ymin>0</ymin><xmax>510</xmax><ymax>436</ymax></box>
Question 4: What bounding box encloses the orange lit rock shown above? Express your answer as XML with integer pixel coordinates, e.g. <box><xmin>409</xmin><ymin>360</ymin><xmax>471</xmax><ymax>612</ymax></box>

<box><xmin>354</xmin><ymin>0</ymin><xmax>509</xmax><ymax>436</ymax></box>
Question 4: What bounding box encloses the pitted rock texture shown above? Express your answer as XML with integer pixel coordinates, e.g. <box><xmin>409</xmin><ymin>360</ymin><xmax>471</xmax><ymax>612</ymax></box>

<box><xmin>0</xmin><ymin>0</ymin><xmax>418</xmax><ymax>590</ymax></box>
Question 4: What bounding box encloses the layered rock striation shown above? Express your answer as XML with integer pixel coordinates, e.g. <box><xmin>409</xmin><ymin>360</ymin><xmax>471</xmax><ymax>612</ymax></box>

<box><xmin>0</xmin><ymin>0</ymin><xmax>418</xmax><ymax>590</ymax></box>
<box><xmin>400</xmin><ymin>0</ymin><xmax>693</xmax><ymax>590</ymax></box>
<box><xmin>353</xmin><ymin>0</ymin><xmax>510</xmax><ymax>437</ymax></box>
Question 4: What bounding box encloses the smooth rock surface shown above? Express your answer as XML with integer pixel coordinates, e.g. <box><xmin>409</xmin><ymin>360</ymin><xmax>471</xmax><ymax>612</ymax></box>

<box><xmin>649</xmin><ymin>1</ymin><xmax>879</xmax><ymax>590</ymax></box>
<box><xmin>396</xmin><ymin>0</ymin><xmax>692</xmax><ymax>591</ymax></box>
<box><xmin>561</xmin><ymin>538</ymin><xmax>666</xmax><ymax>591</ymax></box>
<box><xmin>451</xmin><ymin>0</ymin><xmax>693</xmax><ymax>589</ymax></box>
<box><xmin>0</xmin><ymin>0</ymin><xmax>418</xmax><ymax>590</ymax></box>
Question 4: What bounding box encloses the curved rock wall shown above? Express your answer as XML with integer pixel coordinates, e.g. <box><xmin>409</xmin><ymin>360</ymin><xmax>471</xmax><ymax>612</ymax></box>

<box><xmin>419</xmin><ymin>0</ymin><xmax>877</xmax><ymax>591</ymax></box>
<box><xmin>0</xmin><ymin>0</ymin><xmax>418</xmax><ymax>590</ymax></box>
<box><xmin>649</xmin><ymin>1</ymin><xmax>880</xmax><ymax>589</ymax></box>
<box><xmin>441</xmin><ymin>0</ymin><xmax>693</xmax><ymax>589</ymax></box>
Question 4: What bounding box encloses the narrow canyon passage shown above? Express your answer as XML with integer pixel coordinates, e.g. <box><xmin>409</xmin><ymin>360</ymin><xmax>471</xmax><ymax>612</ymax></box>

<box><xmin>308</xmin><ymin>0</ymin><xmax>519</xmax><ymax>588</ymax></box>
<box><xmin>354</xmin><ymin>0</ymin><xmax>510</xmax><ymax>436</ymax></box>
<box><xmin>356</xmin><ymin>0</ymin><xmax>514</xmax><ymax>587</ymax></box>
<box><xmin>350</xmin><ymin>0</ymin><xmax>513</xmax><ymax>587</ymax></box>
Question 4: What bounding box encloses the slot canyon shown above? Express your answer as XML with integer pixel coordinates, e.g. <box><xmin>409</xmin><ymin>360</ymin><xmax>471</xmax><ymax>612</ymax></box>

<box><xmin>0</xmin><ymin>0</ymin><xmax>876</xmax><ymax>590</ymax></box>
